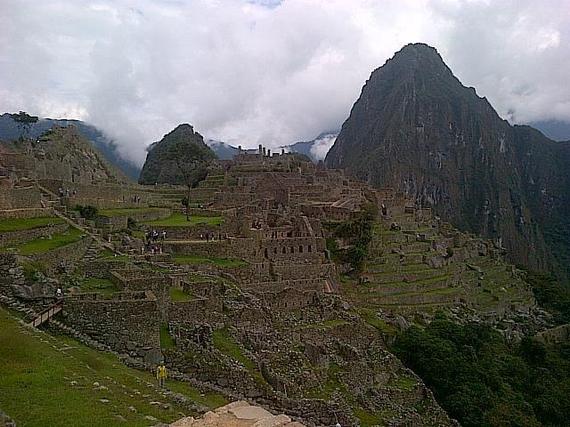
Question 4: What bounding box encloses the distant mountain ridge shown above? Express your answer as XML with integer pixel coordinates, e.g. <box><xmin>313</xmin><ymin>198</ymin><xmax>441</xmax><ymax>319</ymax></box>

<box><xmin>326</xmin><ymin>43</ymin><xmax>570</xmax><ymax>278</ymax></box>
<box><xmin>0</xmin><ymin>113</ymin><xmax>140</xmax><ymax>180</ymax></box>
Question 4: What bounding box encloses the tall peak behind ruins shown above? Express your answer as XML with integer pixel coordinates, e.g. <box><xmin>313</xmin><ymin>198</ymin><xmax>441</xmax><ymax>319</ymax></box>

<box><xmin>326</xmin><ymin>43</ymin><xmax>570</xmax><ymax>279</ymax></box>
<box><xmin>138</xmin><ymin>123</ymin><xmax>216</xmax><ymax>186</ymax></box>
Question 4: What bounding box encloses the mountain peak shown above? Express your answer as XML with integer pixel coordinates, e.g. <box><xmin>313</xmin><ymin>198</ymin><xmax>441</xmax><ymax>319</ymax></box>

<box><xmin>326</xmin><ymin>43</ymin><xmax>570</xmax><ymax>276</ymax></box>
<box><xmin>373</xmin><ymin>42</ymin><xmax>453</xmax><ymax>83</ymax></box>
<box><xmin>139</xmin><ymin>124</ymin><xmax>215</xmax><ymax>185</ymax></box>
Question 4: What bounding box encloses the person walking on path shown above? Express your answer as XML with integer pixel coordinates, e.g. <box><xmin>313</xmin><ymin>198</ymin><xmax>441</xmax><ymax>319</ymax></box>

<box><xmin>156</xmin><ymin>363</ymin><xmax>168</xmax><ymax>388</ymax></box>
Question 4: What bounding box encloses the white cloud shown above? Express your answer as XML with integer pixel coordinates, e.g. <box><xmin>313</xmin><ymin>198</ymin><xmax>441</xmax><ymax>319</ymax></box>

<box><xmin>310</xmin><ymin>133</ymin><xmax>338</xmax><ymax>161</ymax></box>
<box><xmin>0</xmin><ymin>0</ymin><xmax>569</xmax><ymax>166</ymax></box>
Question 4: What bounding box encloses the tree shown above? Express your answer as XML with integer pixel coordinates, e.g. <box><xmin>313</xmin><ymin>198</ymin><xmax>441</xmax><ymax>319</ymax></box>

<box><xmin>11</xmin><ymin>111</ymin><xmax>38</xmax><ymax>139</ymax></box>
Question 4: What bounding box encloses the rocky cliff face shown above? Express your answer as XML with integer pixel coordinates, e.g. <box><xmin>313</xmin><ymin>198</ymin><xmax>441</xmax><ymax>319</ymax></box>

<box><xmin>326</xmin><ymin>43</ymin><xmax>570</xmax><ymax>277</ymax></box>
<box><xmin>139</xmin><ymin>124</ymin><xmax>216</xmax><ymax>185</ymax></box>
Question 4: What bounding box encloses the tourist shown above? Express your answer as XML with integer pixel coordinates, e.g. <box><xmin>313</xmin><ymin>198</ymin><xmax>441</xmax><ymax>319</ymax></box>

<box><xmin>156</xmin><ymin>363</ymin><xmax>168</xmax><ymax>388</ymax></box>
<box><xmin>55</xmin><ymin>288</ymin><xmax>63</xmax><ymax>299</ymax></box>
<box><xmin>161</xmin><ymin>230</ymin><xmax>166</xmax><ymax>241</ymax></box>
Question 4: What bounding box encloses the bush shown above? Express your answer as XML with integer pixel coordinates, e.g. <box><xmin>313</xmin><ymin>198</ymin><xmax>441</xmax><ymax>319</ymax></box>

<box><xmin>325</xmin><ymin>207</ymin><xmax>375</xmax><ymax>271</ymax></box>
<box><xmin>75</xmin><ymin>205</ymin><xmax>98</xmax><ymax>220</ymax></box>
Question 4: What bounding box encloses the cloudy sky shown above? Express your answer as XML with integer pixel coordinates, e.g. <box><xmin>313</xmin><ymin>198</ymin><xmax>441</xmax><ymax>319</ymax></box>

<box><xmin>1</xmin><ymin>0</ymin><xmax>569</xmax><ymax>165</ymax></box>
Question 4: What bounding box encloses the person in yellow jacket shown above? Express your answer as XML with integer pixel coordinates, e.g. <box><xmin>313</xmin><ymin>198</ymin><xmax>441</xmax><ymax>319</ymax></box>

<box><xmin>156</xmin><ymin>363</ymin><xmax>167</xmax><ymax>388</ymax></box>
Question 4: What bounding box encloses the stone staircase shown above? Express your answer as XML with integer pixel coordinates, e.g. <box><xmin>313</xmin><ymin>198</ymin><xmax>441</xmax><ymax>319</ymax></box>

<box><xmin>0</xmin><ymin>294</ymin><xmax>38</xmax><ymax>321</ymax></box>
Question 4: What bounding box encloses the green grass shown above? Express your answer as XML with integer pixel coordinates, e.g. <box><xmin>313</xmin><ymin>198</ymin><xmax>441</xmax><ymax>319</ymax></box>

<box><xmin>98</xmin><ymin>208</ymin><xmax>166</xmax><ymax>218</ymax></box>
<box><xmin>78</xmin><ymin>278</ymin><xmax>119</xmax><ymax>296</ymax></box>
<box><xmin>212</xmin><ymin>328</ymin><xmax>255</xmax><ymax>371</ymax></box>
<box><xmin>144</xmin><ymin>213</ymin><xmax>223</xmax><ymax>227</ymax></box>
<box><xmin>160</xmin><ymin>324</ymin><xmax>176</xmax><ymax>349</ymax></box>
<box><xmin>0</xmin><ymin>216</ymin><xmax>64</xmax><ymax>232</ymax></box>
<box><xmin>166</xmin><ymin>382</ymin><xmax>228</xmax><ymax>409</ymax></box>
<box><xmin>388</xmin><ymin>375</ymin><xmax>418</xmax><ymax>391</ymax></box>
<box><xmin>354</xmin><ymin>407</ymin><xmax>384</xmax><ymax>427</ymax></box>
<box><xmin>306</xmin><ymin>363</ymin><xmax>345</xmax><ymax>400</ymax></box>
<box><xmin>97</xmin><ymin>249</ymin><xmax>131</xmax><ymax>262</ymax></box>
<box><xmin>173</xmin><ymin>255</ymin><xmax>247</xmax><ymax>268</ymax></box>
<box><xmin>0</xmin><ymin>307</ymin><xmax>227</xmax><ymax>426</ymax></box>
<box><xmin>358</xmin><ymin>308</ymin><xmax>397</xmax><ymax>335</ymax></box>
<box><xmin>15</xmin><ymin>227</ymin><xmax>84</xmax><ymax>255</ymax></box>
<box><xmin>300</xmin><ymin>319</ymin><xmax>349</xmax><ymax>330</ymax></box>
<box><xmin>169</xmin><ymin>287</ymin><xmax>193</xmax><ymax>302</ymax></box>
<box><xmin>21</xmin><ymin>261</ymin><xmax>47</xmax><ymax>281</ymax></box>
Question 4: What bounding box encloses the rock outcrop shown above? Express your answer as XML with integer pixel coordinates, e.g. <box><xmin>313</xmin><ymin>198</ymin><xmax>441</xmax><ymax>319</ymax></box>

<box><xmin>326</xmin><ymin>43</ymin><xmax>570</xmax><ymax>278</ymax></box>
<box><xmin>171</xmin><ymin>401</ymin><xmax>305</xmax><ymax>427</ymax></box>
<box><xmin>139</xmin><ymin>124</ymin><xmax>216</xmax><ymax>185</ymax></box>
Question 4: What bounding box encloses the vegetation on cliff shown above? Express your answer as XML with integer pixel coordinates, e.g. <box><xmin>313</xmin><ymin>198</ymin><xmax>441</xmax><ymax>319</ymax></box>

<box><xmin>394</xmin><ymin>316</ymin><xmax>570</xmax><ymax>427</ymax></box>
<box><xmin>324</xmin><ymin>202</ymin><xmax>376</xmax><ymax>271</ymax></box>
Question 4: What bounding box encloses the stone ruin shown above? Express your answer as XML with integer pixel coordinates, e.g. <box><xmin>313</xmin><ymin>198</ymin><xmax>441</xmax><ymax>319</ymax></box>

<box><xmin>0</xmin><ymin>137</ymin><xmax>549</xmax><ymax>425</ymax></box>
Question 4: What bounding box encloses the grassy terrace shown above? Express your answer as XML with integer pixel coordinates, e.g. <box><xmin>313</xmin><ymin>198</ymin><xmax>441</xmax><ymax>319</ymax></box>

<box><xmin>160</xmin><ymin>324</ymin><xmax>176</xmax><ymax>349</ymax></box>
<box><xmin>169</xmin><ymin>287</ymin><xmax>193</xmax><ymax>302</ymax></box>
<box><xmin>14</xmin><ymin>227</ymin><xmax>84</xmax><ymax>255</ymax></box>
<box><xmin>0</xmin><ymin>216</ymin><xmax>64</xmax><ymax>232</ymax></box>
<box><xmin>144</xmin><ymin>213</ymin><xmax>223</xmax><ymax>227</ymax></box>
<box><xmin>97</xmin><ymin>208</ymin><xmax>167</xmax><ymax>217</ymax></box>
<box><xmin>77</xmin><ymin>278</ymin><xmax>120</xmax><ymax>296</ymax></box>
<box><xmin>173</xmin><ymin>255</ymin><xmax>247</xmax><ymax>268</ymax></box>
<box><xmin>0</xmin><ymin>308</ymin><xmax>226</xmax><ymax>426</ymax></box>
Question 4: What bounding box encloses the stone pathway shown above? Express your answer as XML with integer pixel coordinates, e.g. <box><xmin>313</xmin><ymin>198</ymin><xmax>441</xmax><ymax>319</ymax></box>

<box><xmin>171</xmin><ymin>401</ymin><xmax>305</xmax><ymax>427</ymax></box>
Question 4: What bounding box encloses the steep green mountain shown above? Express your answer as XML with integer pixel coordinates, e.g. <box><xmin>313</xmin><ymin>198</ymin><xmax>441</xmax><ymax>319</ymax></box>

<box><xmin>325</xmin><ymin>43</ymin><xmax>570</xmax><ymax>278</ymax></box>
<box><xmin>0</xmin><ymin>112</ymin><xmax>140</xmax><ymax>180</ymax></box>
<box><xmin>139</xmin><ymin>124</ymin><xmax>216</xmax><ymax>185</ymax></box>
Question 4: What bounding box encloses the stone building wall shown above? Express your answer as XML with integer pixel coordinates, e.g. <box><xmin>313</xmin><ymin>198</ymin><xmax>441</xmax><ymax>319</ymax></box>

<box><xmin>96</xmin><ymin>208</ymin><xmax>171</xmax><ymax>231</ymax></box>
<box><xmin>260</xmin><ymin>288</ymin><xmax>318</xmax><ymax>311</ymax></box>
<box><xmin>0</xmin><ymin>186</ymin><xmax>42</xmax><ymax>209</ymax></box>
<box><xmin>536</xmin><ymin>324</ymin><xmax>570</xmax><ymax>345</ymax></box>
<box><xmin>164</xmin><ymin>240</ymin><xmax>232</xmax><ymax>257</ymax></box>
<box><xmin>110</xmin><ymin>270</ymin><xmax>173</xmax><ymax>319</ymax></box>
<box><xmin>239</xmin><ymin>278</ymin><xmax>326</xmax><ymax>293</ymax></box>
<box><xmin>63</xmin><ymin>291</ymin><xmax>161</xmax><ymax>362</ymax></box>
<box><xmin>0</xmin><ymin>254</ymin><xmax>23</xmax><ymax>299</ymax></box>
<box><xmin>0</xmin><ymin>207</ymin><xmax>53</xmax><ymax>219</ymax></box>
<box><xmin>169</xmin><ymin>298</ymin><xmax>225</xmax><ymax>324</ymax></box>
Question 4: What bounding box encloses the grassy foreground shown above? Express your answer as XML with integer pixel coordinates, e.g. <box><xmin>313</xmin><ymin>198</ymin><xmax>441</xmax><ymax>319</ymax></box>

<box><xmin>0</xmin><ymin>308</ymin><xmax>225</xmax><ymax>426</ymax></box>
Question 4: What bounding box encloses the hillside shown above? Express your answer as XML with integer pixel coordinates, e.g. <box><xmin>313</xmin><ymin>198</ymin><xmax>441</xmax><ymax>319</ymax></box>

<box><xmin>326</xmin><ymin>43</ymin><xmax>570</xmax><ymax>278</ymax></box>
<box><xmin>0</xmin><ymin>113</ymin><xmax>140</xmax><ymax>180</ymax></box>
<box><xmin>0</xmin><ymin>125</ymin><xmax>130</xmax><ymax>185</ymax></box>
